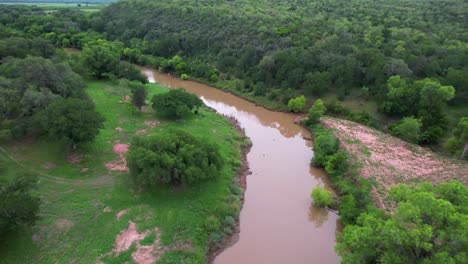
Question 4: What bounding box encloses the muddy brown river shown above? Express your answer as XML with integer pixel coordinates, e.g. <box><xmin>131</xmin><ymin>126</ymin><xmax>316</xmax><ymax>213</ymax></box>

<box><xmin>142</xmin><ymin>68</ymin><xmax>341</xmax><ymax>264</ymax></box>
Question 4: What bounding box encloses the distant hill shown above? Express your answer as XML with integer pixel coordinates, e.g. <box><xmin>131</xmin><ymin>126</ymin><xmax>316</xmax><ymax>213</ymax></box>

<box><xmin>0</xmin><ymin>0</ymin><xmax>116</xmax><ymax>3</ymax></box>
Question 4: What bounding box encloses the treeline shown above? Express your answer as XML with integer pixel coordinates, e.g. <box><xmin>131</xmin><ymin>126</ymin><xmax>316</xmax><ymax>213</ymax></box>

<box><xmin>0</xmin><ymin>0</ymin><xmax>115</xmax><ymax>3</ymax></box>
<box><xmin>79</xmin><ymin>0</ymin><xmax>467</xmax><ymax>148</ymax></box>
<box><xmin>85</xmin><ymin>0</ymin><xmax>467</xmax><ymax>103</ymax></box>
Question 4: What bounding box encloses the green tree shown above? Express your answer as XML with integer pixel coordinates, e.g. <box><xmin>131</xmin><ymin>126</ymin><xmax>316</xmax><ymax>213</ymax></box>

<box><xmin>34</xmin><ymin>98</ymin><xmax>104</xmax><ymax>150</ymax></box>
<box><xmin>312</xmin><ymin>131</ymin><xmax>339</xmax><ymax>166</ymax></box>
<box><xmin>337</xmin><ymin>181</ymin><xmax>468</xmax><ymax>264</ymax></box>
<box><xmin>0</xmin><ymin>177</ymin><xmax>40</xmax><ymax>235</ymax></box>
<box><xmin>81</xmin><ymin>39</ymin><xmax>120</xmax><ymax>78</ymax></box>
<box><xmin>151</xmin><ymin>89</ymin><xmax>203</xmax><ymax>118</ymax></box>
<box><xmin>416</xmin><ymin>78</ymin><xmax>455</xmax><ymax>144</ymax></box>
<box><xmin>127</xmin><ymin>129</ymin><xmax>223</xmax><ymax>186</ymax></box>
<box><xmin>311</xmin><ymin>186</ymin><xmax>333</xmax><ymax>207</ymax></box>
<box><xmin>287</xmin><ymin>95</ymin><xmax>306</xmax><ymax>113</ymax></box>
<box><xmin>380</xmin><ymin>75</ymin><xmax>419</xmax><ymax>116</ymax></box>
<box><xmin>308</xmin><ymin>99</ymin><xmax>327</xmax><ymax>124</ymax></box>
<box><xmin>444</xmin><ymin>117</ymin><xmax>468</xmax><ymax>159</ymax></box>
<box><xmin>130</xmin><ymin>82</ymin><xmax>147</xmax><ymax>111</ymax></box>
<box><xmin>391</xmin><ymin>116</ymin><xmax>422</xmax><ymax>143</ymax></box>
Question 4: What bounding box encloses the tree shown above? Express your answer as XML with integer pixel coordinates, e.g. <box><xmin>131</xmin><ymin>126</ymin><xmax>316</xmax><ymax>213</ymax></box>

<box><xmin>391</xmin><ymin>117</ymin><xmax>422</xmax><ymax>143</ymax></box>
<box><xmin>127</xmin><ymin>129</ymin><xmax>223</xmax><ymax>186</ymax></box>
<box><xmin>81</xmin><ymin>39</ymin><xmax>120</xmax><ymax>78</ymax></box>
<box><xmin>416</xmin><ymin>79</ymin><xmax>455</xmax><ymax>144</ymax></box>
<box><xmin>34</xmin><ymin>98</ymin><xmax>104</xmax><ymax>150</ymax></box>
<box><xmin>308</xmin><ymin>99</ymin><xmax>327</xmax><ymax>124</ymax></box>
<box><xmin>380</xmin><ymin>75</ymin><xmax>419</xmax><ymax>116</ymax></box>
<box><xmin>130</xmin><ymin>82</ymin><xmax>147</xmax><ymax>111</ymax></box>
<box><xmin>311</xmin><ymin>186</ymin><xmax>333</xmax><ymax>207</ymax></box>
<box><xmin>287</xmin><ymin>95</ymin><xmax>306</xmax><ymax>112</ymax></box>
<box><xmin>151</xmin><ymin>89</ymin><xmax>203</xmax><ymax>118</ymax></box>
<box><xmin>337</xmin><ymin>181</ymin><xmax>468</xmax><ymax>264</ymax></box>
<box><xmin>312</xmin><ymin>131</ymin><xmax>339</xmax><ymax>166</ymax></box>
<box><xmin>444</xmin><ymin>117</ymin><xmax>468</xmax><ymax>159</ymax></box>
<box><xmin>0</xmin><ymin>177</ymin><xmax>40</xmax><ymax>235</ymax></box>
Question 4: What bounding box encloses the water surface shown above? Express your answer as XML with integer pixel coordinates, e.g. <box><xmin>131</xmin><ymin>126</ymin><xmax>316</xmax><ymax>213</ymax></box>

<box><xmin>142</xmin><ymin>69</ymin><xmax>341</xmax><ymax>264</ymax></box>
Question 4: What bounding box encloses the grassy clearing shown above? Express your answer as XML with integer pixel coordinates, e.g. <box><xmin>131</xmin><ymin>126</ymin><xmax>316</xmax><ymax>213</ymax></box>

<box><xmin>0</xmin><ymin>80</ymin><xmax>245</xmax><ymax>263</ymax></box>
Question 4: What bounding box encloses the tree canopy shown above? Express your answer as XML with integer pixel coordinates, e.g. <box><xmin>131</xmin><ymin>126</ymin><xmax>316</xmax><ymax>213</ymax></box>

<box><xmin>127</xmin><ymin>129</ymin><xmax>223</xmax><ymax>186</ymax></box>
<box><xmin>151</xmin><ymin>89</ymin><xmax>203</xmax><ymax>118</ymax></box>
<box><xmin>337</xmin><ymin>181</ymin><xmax>468</xmax><ymax>264</ymax></box>
<box><xmin>34</xmin><ymin>98</ymin><xmax>104</xmax><ymax>149</ymax></box>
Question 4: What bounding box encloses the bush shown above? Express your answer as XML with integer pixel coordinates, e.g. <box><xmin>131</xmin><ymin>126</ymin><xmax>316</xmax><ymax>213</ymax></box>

<box><xmin>312</xmin><ymin>131</ymin><xmax>339</xmax><ymax>166</ymax></box>
<box><xmin>324</xmin><ymin>151</ymin><xmax>348</xmax><ymax>180</ymax></box>
<box><xmin>308</xmin><ymin>99</ymin><xmax>326</xmax><ymax>124</ymax></box>
<box><xmin>311</xmin><ymin>186</ymin><xmax>333</xmax><ymax>207</ymax></box>
<box><xmin>127</xmin><ymin>129</ymin><xmax>223</xmax><ymax>186</ymax></box>
<box><xmin>0</xmin><ymin>177</ymin><xmax>40</xmax><ymax>234</ymax></box>
<box><xmin>391</xmin><ymin>116</ymin><xmax>421</xmax><ymax>143</ymax></box>
<box><xmin>151</xmin><ymin>89</ymin><xmax>203</xmax><ymax>118</ymax></box>
<box><xmin>130</xmin><ymin>82</ymin><xmax>147</xmax><ymax>111</ymax></box>
<box><xmin>181</xmin><ymin>73</ymin><xmax>189</xmax><ymax>80</ymax></box>
<box><xmin>287</xmin><ymin>95</ymin><xmax>306</xmax><ymax>112</ymax></box>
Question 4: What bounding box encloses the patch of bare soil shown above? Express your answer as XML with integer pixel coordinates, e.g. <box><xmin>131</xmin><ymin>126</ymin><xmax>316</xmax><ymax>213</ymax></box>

<box><xmin>144</xmin><ymin>120</ymin><xmax>159</xmax><ymax>128</ymax></box>
<box><xmin>322</xmin><ymin>117</ymin><xmax>468</xmax><ymax>209</ymax></box>
<box><xmin>136</xmin><ymin>129</ymin><xmax>147</xmax><ymax>135</ymax></box>
<box><xmin>109</xmin><ymin>221</ymin><xmax>193</xmax><ymax>264</ymax></box>
<box><xmin>55</xmin><ymin>218</ymin><xmax>74</xmax><ymax>231</ymax></box>
<box><xmin>67</xmin><ymin>153</ymin><xmax>81</xmax><ymax>164</ymax></box>
<box><xmin>116</xmin><ymin>210</ymin><xmax>127</xmax><ymax>220</ymax></box>
<box><xmin>41</xmin><ymin>162</ymin><xmax>56</xmax><ymax>169</ymax></box>
<box><xmin>105</xmin><ymin>142</ymin><xmax>129</xmax><ymax>172</ymax></box>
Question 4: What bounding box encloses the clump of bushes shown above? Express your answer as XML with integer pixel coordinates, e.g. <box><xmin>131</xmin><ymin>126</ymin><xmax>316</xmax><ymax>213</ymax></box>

<box><xmin>127</xmin><ymin>129</ymin><xmax>223</xmax><ymax>186</ymax></box>
<box><xmin>311</xmin><ymin>186</ymin><xmax>333</xmax><ymax>207</ymax></box>
<box><xmin>307</xmin><ymin>99</ymin><xmax>326</xmax><ymax>125</ymax></box>
<box><xmin>311</xmin><ymin>127</ymin><xmax>372</xmax><ymax>224</ymax></box>
<box><xmin>0</xmin><ymin>176</ymin><xmax>40</xmax><ymax>235</ymax></box>
<box><xmin>151</xmin><ymin>88</ymin><xmax>203</xmax><ymax>118</ymax></box>
<box><xmin>287</xmin><ymin>95</ymin><xmax>306</xmax><ymax>112</ymax></box>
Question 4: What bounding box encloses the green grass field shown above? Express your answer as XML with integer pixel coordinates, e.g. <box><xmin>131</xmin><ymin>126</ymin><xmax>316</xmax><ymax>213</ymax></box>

<box><xmin>0</xmin><ymin>81</ymin><xmax>245</xmax><ymax>263</ymax></box>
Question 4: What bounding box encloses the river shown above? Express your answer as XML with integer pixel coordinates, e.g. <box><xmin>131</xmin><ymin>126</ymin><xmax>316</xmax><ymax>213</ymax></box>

<box><xmin>142</xmin><ymin>68</ymin><xmax>341</xmax><ymax>264</ymax></box>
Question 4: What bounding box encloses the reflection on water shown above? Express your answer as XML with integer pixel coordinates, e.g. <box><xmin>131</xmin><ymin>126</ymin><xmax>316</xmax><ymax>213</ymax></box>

<box><xmin>142</xmin><ymin>68</ymin><xmax>341</xmax><ymax>264</ymax></box>
<box><xmin>309</xmin><ymin>204</ymin><xmax>329</xmax><ymax>228</ymax></box>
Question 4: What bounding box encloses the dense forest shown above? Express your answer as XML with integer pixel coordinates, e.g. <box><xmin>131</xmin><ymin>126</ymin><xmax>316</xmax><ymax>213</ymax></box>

<box><xmin>87</xmin><ymin>0</ymin><xmax>467</xmax><ymax>145</ymax></box>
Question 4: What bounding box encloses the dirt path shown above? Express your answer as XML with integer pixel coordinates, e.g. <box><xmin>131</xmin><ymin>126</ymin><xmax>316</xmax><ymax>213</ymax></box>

<box><xmin>0</xmin><ymin>146</ymin><xmax>115</xmax><ymax>188</ymax></box>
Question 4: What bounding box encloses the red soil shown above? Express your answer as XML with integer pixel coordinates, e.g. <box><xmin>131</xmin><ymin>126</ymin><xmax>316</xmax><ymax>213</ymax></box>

<box><xmin>322</xmin><ymin>117</ymin><xmax>468</xmax><ymax>209</ymax></box>
<box><xmin>105</xmin><ymin>143</ymin><xmax>130</xmax><ymax>172</ymax></box>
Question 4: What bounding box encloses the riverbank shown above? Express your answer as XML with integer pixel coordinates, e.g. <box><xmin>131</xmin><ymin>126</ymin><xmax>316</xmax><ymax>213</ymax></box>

<box><xmin>206</xmin><ymin>114</ymin><xmax>252</xmax><ymax>263</ymax></box>
<box><xmin>320</xmin><ymin>117</ymin><xmax>468</xmax><ymax>209</ymax></box>
<box><xmin>0</xmin><ymin>80</ymin><xmax>248</xmax><ymax>263</ymax></box>
<box><xmin>143</xmin><ymin>68</ymin><xmax>341</xmax><ymax>264</ymax></box>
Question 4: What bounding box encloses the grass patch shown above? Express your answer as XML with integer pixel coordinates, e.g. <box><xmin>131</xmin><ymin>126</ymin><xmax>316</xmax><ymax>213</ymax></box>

<box><xmin>0</xmin><ymin>80</ymin><xmax>245</xmax><ymax>263</ymax></box>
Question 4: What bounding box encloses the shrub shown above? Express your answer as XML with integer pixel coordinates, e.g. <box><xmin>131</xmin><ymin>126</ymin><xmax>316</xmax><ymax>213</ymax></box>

<box><xmin>130</xmin><ymin>82</ymin><xmax>147</xmax><ymax>111</ymax></box>
<box><xmin>151</xmin><ymin>89</ymin><xmax>203</xmax><ymax>118</ymax></box>
<box><xmin>312</xmin><ymin>131</ymin><xmax>339</xmax><ymax>166</ymax></box>
<box><xmin>0</xmin><ymin>177</ymin><xmax>40</xmax><ymax>234</ymax></box>
<box><xmin>181</xmin><ymin>73</ymin><xmax>189</xmax><ymax>80</ymax></box>
<box><xmin>287</xmin><ymin>95</ymin><xmax>306</xmax><ymax>112</ymax></box>
<box><xmin>311</xmin><ymin>186</ymin><xmax>333</xmax><ymax>207</ymax></box>
<box><xmin>308</xmin><ymin>99</ymin><xmax>326</xmax><ymax>124</ymax></box>
<box><xmin>324</xmin><ymin>151</ymin><xmax>348</xmax><ymax>180</ymax></box>
<box><xmin>391</xmin><ymin>116</ymin><xmax>422</xmax><ymax>143</ymax></box>
<box><xmin>127</xmin><ymin>129</ymin><xmax>223</xmax><ymax>186</ymax></box>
